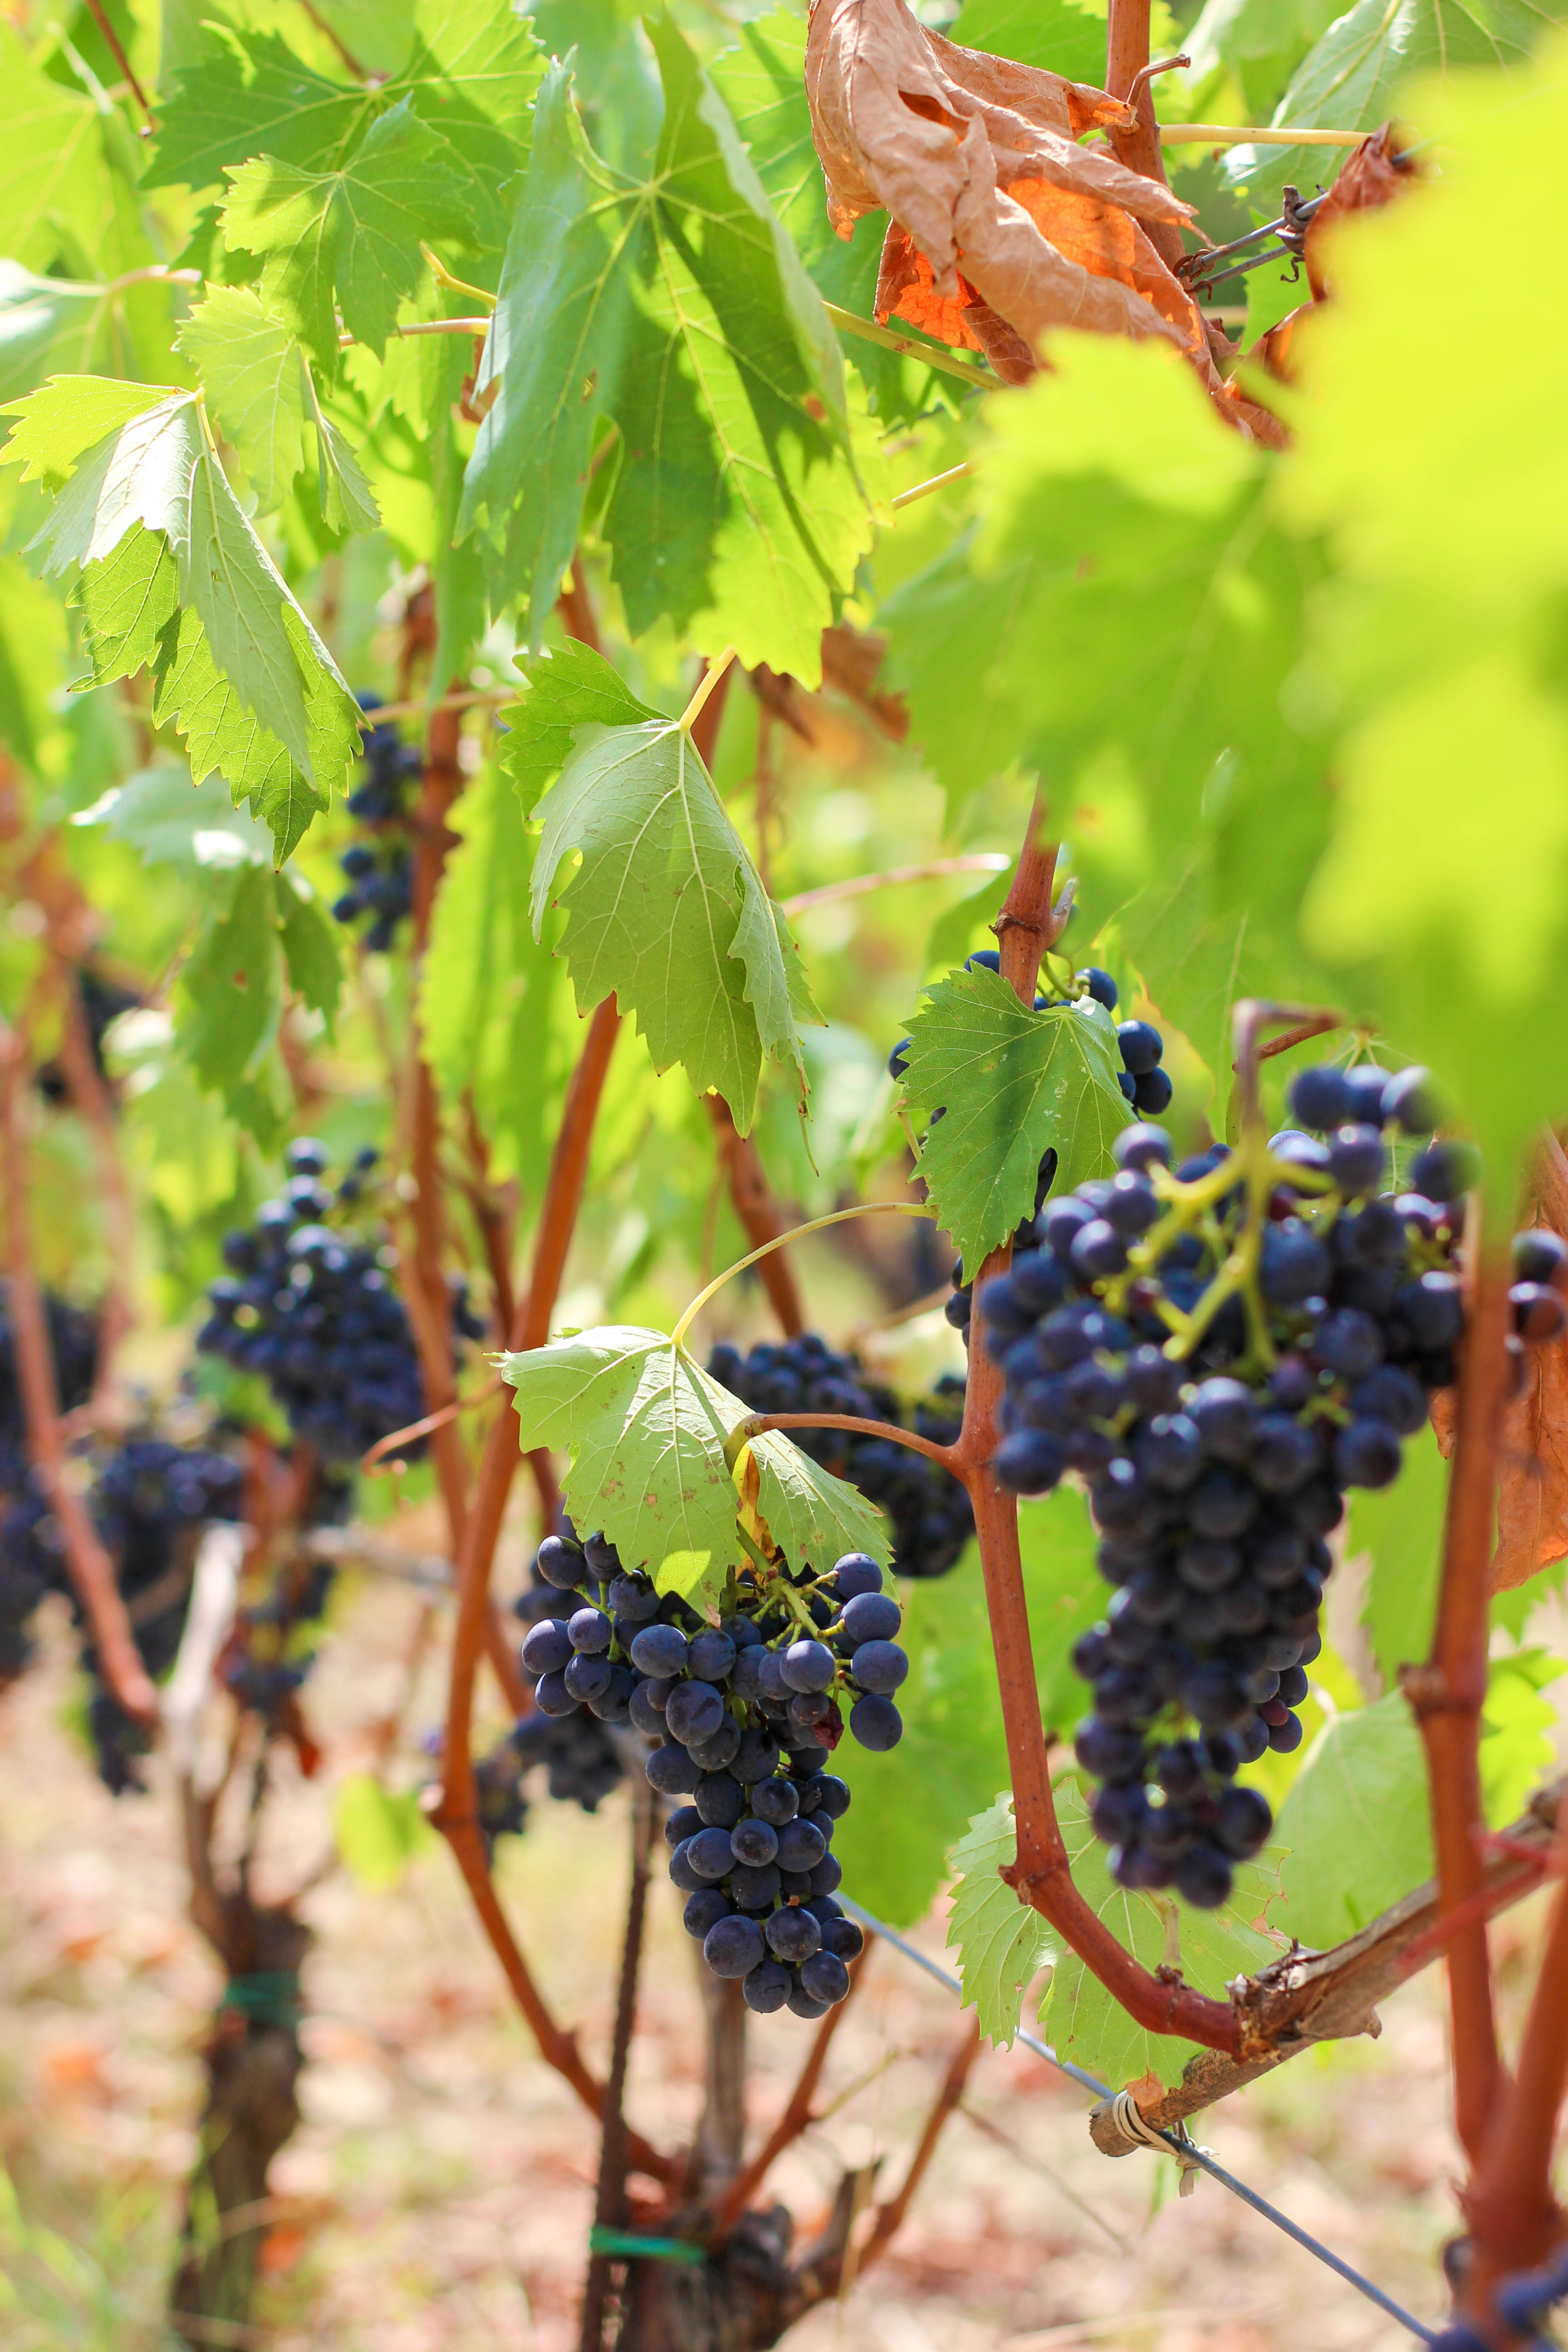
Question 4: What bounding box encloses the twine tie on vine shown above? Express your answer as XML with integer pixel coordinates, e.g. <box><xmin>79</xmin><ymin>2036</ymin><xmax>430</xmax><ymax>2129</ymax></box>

<box><xmin>1097</xmin><ymin>2089</ymin><xmax>1215</xmax><ymax>2196</ymax></box>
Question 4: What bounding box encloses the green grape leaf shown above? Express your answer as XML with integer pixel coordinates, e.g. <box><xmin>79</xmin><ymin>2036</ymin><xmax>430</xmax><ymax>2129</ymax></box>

<box><xmin>419</xmin><ymin>760</ymin><xmax>563</xmax><ymax>1190</ymax></box>
<box><xmin>71</xmin><ymin>762</ymin><xmax>274</xmax><ymax>872</ymax></box>
<box><xmin>1272</xmin><ymin>1690</ymin><xmax>1431</xmax><ymax>1948</ymax></box>
<box><xmin>0</xmin><ymin>267</ymin><xmax>108</xmax><ymax>408</ymax></box>
<box><xmin>274</xmin><ymin>872</ymin><xmax>342</xmax><ymax>1025</ymax></box>
<box><xmin>833</xmin><ymin>1546</ymin><xmax>1014</xmax><ymax>1926</ymax></box>
<box><xmin>10</xmin><ymin>377</ymin><xmax>360</xmax><ymax>855</ymax></box>
<box><xmin>501</xmin><ymin>1328</ymin><xmax>749</xmax><ymax>1607</ymax></box>
<box><xmin>177</xmin><ymin>288</ymin><xmax>306</xmax><ymax>514</ymax></box>
<box><xmin>1039</xmin><ymin>1777</ymin><xmax>1282</xmax><ymax>2088</ymax></box>
<box><xmin>946</xmin><ymin>1796</ymin><xmax>1054</xmax><ymax>2048</ymax></box>
<box><xmin>1185</xmin><ymin>0</ymin><xmax>1345</xmax><ymax>125</ymax></box>
<box><xmin>459</xmin><ymin>24</ymin><xmax>872</xmax><ymax>684</ymax></box>
<box><xmin>0</xmin><ymin>552</ymin><xmax>67</xmax><ymax>769</ymax></box>
<box><xmin>1</xmin><ymin>373</ymin><xmax>178</xmax><ymax>486</ymax></box>
<box><xmin>500</xmin><ymin>634</ymin><xmax>661</xmax><ymax>805</ymax></box>
<box><xmin>1281</xmin><ymin>52</ymin><xmax>1568</xmax><ymax>1207</ymax></box>
<box><xmin>144</xmin><ymin>25</ymin><xmax>372</xmax><ymax>192</ymax></box>
<box><xmin>0</xmin><ymin>25</ymin><xmax>112</xmax><ymax>269</ymax></box>
<box><xmin>304</xmin><ymin>374</ymin><xmax>380</xmax><ymax>534</ymax></box>
<box><xmin>517</xmin><ymin>657</ymin><xmax>813</xmax><ymax>1132</ymax></box>
<box><xmin>902</xmin><ymin>968</ymin><xmax>1129</xmax><ymax>1269</ymax></box>
<box><xmin>333</xmin><ymin>1772</ymin><xmax>437</xmax><ymax>1892</ymax></box>
<box><xmin>1228</xmin><ymin>0</ymin><xmax>1568</xmax><ymax>217</ymax></box>
<box><xmin>1480</xmin><ymin>1650</ymin><xmax>1563</xmax><ymax>1830</ymax></box>
<box><xmin>1020</xmin><ymin>1486</ymin><xmax>1105</xmax><ymax>1739</ymax></box>
<box><xmin>501</xmin><ymin>1328</ymin><xmax>890</xmax><ymax>1612</ymax></box>
<box><xmin>708</xmin><ymin>12</ymin><xmax>961</xmax><ymax>426</ymax></box>
<box><xmin>389</xmin><ymin>0</ymin><xmax>544</xmax><ymax>245</ymax></box>
<box><xmin>177</xmin><ymin>862</ymin><xmax>284</xmax><ymax>1098</ymax></box>
<box><xmin>746</xmin><ymin>1434</ymin><xmax>889</xmax><ymax>1582</ymax></box>
<box><xmin>1352</xmin><ymin>1421</ymin><xmax>1447</xmax><ymax>1688</ymax></box>
<box><xmin>948</xmin><ymin>0</ymin><xmax>1111</xmax><ymax>83</ymax></box>
<box><xmin>882</xmin><ymin>338</ymin><xmax>1331</xmax><ymax>1056</ymax></box>
<box><xmin>221</xmin><ymin>100</ymin><xmax>473</xmax><ymax>374</ymax></box>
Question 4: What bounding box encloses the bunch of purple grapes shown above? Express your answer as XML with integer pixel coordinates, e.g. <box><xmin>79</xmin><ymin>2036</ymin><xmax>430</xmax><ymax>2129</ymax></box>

<box><xmin>197</xmin><ymin>1139</ymin><xmax>484</xmax><ymax>1465</ymax></box>
<box><xmin>518</xmin><ymin>1523</ymin><xmax>903</xmax><ymax>2017</ymax></box>
<box><xmin>980</xmin><ymin>1058</ymin><xmax>1564</xmax><ymax>1908</ymax></box>
<box><xmin>1432</xmin><ymin>2240</ymin><xmax>1568</xmax><ymax>2351</ymax></box>
<box><xmin>332</xmin><ymin>697</ymin><xmax>420</xmax><ymax>952</ymax></box>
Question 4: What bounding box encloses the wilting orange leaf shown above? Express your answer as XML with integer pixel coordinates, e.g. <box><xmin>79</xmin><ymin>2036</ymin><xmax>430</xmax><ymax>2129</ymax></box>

<box><xmin>806</xmin><ymin>0</ymin><xmax>1214</xmax><ymax>385</ymax></box>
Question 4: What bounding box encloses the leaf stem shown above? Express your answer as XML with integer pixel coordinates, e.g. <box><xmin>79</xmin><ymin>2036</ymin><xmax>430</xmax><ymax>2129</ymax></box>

<box><xmin>1159</xmin><ymin>124</ymin><xmax>1370</xmax><ymax>146</ymax></box>
<box><xmin>671</xmin><ymin>1201</ymin><xmax>934</xmax><ymax>1348</ymax></box>
<box><xmin>891</xmin><ymin>462</ymin><xmax>973</xmax><ymax>511</ymax></box>
<box><xmin>421</xmin><ymin>244</ymin><xmax>496</xmax><ymax>309</ymax></box>
<box><xmin>821</xmin><ymin>301</ymin><xmax>994</xmax><ymax>388</ymax></box>
<box><xmin>679</xmin><ymin>647</ymin><xmax>738</xmax><ymax>736</ymax></box>
<box><xmin>780</xmin><ymin>853</ymin><xmax>1009</xmax><ymax>917</ymax></box>
<box><xmin>726</xmin><ymin>1411</ymin><xmax>960</xmax><ymax>1476</ymax></box>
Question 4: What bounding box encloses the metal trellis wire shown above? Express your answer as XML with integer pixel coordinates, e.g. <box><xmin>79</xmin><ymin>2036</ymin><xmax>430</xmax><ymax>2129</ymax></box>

<box><xmin>838</xmin><ymin>1896</ymin><xmax>1438</xmax><ymax>2344</ymax></box>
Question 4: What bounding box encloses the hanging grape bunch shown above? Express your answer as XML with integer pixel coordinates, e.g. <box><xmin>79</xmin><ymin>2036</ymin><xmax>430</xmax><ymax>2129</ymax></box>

<box><xmin>196</xmin><ymin>1139</ymin><xmax>485</xmax><ymax>1464</ymax></box>
<box><xmin>708</xmin><ymin>1333</ymin><xmax>973</xmax><ymax>1578</ymax></box>
<box><xmin>519</xmin><ymin>1522</ymin><xmax>900</xmax><ymax>2019</ymax></box>
<box><xmin>980</xmin><ymin>1058</ymin><xmax>1562</xmax><ymax>1909</ymax></box>
<box><xmin>331</xmin><ymin>696</ymin><xmax>421</xmax><ymax>952</ymax></box>
<box><xmin>0</xmin><ymin>1289</ymin><xmax>99</xmax><ymax>1680</ymax></box>
<box><xmin>4</xmin><ymin>1435</ymin><xmax>245</xmax><ymax>1790</ymax></box>
<box><xmin>890</xmin><ymin>953</ymin><xmax>1166</xmax><ymax>1343</ymax></box>
<box><xmin>504</xmin><ymin>1552</ymin><xmax>627</xmax><ymax>1815</ymax></box>
<box><xmin>34</xmin><ymin>965</ymin><xmax>140</xmax><ymax>1104</ymax></box>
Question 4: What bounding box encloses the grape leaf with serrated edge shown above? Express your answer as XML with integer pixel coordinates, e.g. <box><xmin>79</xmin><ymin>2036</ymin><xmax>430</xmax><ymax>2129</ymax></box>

<box><xmin>177</xmin><ymin>289</ymin><xmax>305</xmax><ymax>514</ymax></box>
<box><xmin>0</xmin><ymin>25</ymin><xmax>114</xmax><ymax>271</ymax></box>
<box><xmin>514</xmin><ymin>646</ymin><xmax>814</xmax><ymax>1133</ymax></box>
<box><xmin>501</xmin><ymin>1328</ymin><xmax>883</xmax><ymax>1612</ymax></box>
<box><xmin>946</xmin><ymin>1795</ymin><xmax>1054</xmax><ymax>2049</ymax></box>
<box><xmin>142</xmin><ymin>26</ymin><xmax>371</xmax><ymax>193</ymax></box>
<box><xmin>221</xmin><ymin>102</ymin><xmax>473</xmax><ymax>375</ymax></box>
<box><xmin>746</xmin><ymin>1430</ymin><xmax>889</xmax><ymax>1582</ymax></box>
<box><xmin>1039</xmin><ymin>1776</ymin><xmax>1282</xmax><ymax>2089</ymax></box>
<box><xmin>902</xmin><ymin>969</ymin><xmax>1129</xmax><ymax>1270</ymax></box>
<box><xmin>458</xmin><ymin>24</ymin><xmax>872</xmax><ymax>686</ymax></box>
<box><xmin>1227</xmin><ymin>0</ymin><xmax>1568</xmax><ymax>217</ymax></box>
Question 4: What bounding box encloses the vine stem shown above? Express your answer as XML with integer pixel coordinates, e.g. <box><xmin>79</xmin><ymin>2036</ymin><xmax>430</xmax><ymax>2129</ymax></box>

<box><xmin>705</xmin><ymin>1097</ymin><xmax>806</xmax><ymax>1338</ymax></box>
<box><xmin>672</xmin><ymin>1202</ymin><xmax>933</xmax><ymax>1348</ymax></box>
<box><xmin>681</xmin><ymin>648</ymin><xmax>737</xmax><ymax>736</ymax></box>
<box><xmin>0</xmin><ymin>1018</ymin><xmax>156</xmax><ymax>1722</ymax></box>
<box><xmin>1104</xmin><ymin>0</ymin><xmax>1184</xmax><ymax>272</ymax></box>
<box><xmin>1466</xmin><ymin>1801</ymin><xmax>1568</xmax><ymax>2289</ymax></box>
<box><xmin>1404</xmin><ymin>1251</ymin><xmax>1512</xmax><ymax>2167</ymax></box>
<box><xmin>53</xmin><ymin>968</ymin><xmax>137</xmax><ymax>1411</ymax></box>
<box><xmin>780</xmin><ymin>854</ymin><xmax>1009</xmax><ymax>916</ymax></box>
<box><xmin>579</xmin><ymin>1780</ymin><xmax>659</xmax><ymax>2349</ymax></box>
<box><xmin>953</xmin><ymin>791</ymin><xmax>1240</xmax><ymax>2055</ymax></box>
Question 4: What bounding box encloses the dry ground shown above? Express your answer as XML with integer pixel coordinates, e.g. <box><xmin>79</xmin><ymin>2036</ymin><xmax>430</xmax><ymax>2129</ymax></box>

<box><xmin>0</xmin><ymin>1561</ymin><xmax>1527</xmax><ymax>2352</ymax></box>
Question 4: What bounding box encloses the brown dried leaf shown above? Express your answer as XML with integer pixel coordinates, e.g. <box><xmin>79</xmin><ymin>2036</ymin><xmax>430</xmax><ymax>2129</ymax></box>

<box><xmin>1304</xmin><ymin>122</ymin><xmax>1416</xmax><ymax>303</ymax></box>
<box><xmin>807</xmin><ymin>0</ymin><xmax>1213</xmax><ymax>383</ymax></box>
<box><xmin>1429</xmin><ymin>1184</ymin><xmax>1568</xmax><ymax>1591</ymax></box>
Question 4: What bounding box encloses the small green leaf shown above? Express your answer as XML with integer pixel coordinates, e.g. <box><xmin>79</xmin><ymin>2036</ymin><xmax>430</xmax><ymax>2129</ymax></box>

<box><xmin>903</xmin><ymin>969</ymin><xmax>1129</xmax><ymax>1269</ymax></box>
<box><xmin>517</xmin><ymin>655</ymin><xmax>813</xmax><ymax>1131</ymax></box>
<box><xmin>0</xmin><ymin>25</ymin><xmax>113</xmax><ymax>271</ymax></box>
<box><xmin>1</xmin><ymin>372</ymin><xmax>179</xmax><ymax>486</ymax></box>
<box><xmin>222</xmin><ymin>99</ymin><xmax>473</xmax><ymax>374</ymax></box>
<box><xmin>0</xmin><ymin>265</ymin><xmax>108</xmax><ymax>408</ymax></box>
<box><xmin>144</xmin><ymin>24</ymin><xmax>372</xmax><ymax>193</ymax></box>
<box><xmin>1481</xmin><ymin>1650</ymin><xmax>1563</xmax><ymax>1830</ymax></box>
<box><xmin>419</xmin><ymin>760</ymin><xmax>562</xmax><ymax>1189</ymax></box>
<box><xmin>274</xmin><ymin>872</ymin><xmax>341</xmax><ymax>1025</ymax></box>
<box><xmin>747</xmin><ymin>1433</ymin><xmax>889</xmax><ymax>1582</ymax></box>
<box><xmin>305</xmin><ymin>373</ymin><xmax>381</xmax><ymax>534</ymax></box>
<box><xmin>948</xmin><ymin>0</ymin><xmax>1111</xmax><ymax>83</ymax></box>
<box><xmin>1353</xmin><ymin>1421</ymin><xmax>1447</xmax><ymax>1688</ymax></box>
<box><xmin>946</xmin><ymin>1794</ymin><xmax>1054</xmax><ymax>2048</ymax></box>
<box><xmin>71</xmin><ymin>762</ymin><xmax>274</xmax><ymax>871</ymax></box>
<box><xmin>1040</xmin><ymin>1778</ymin><xmax>1281</xmax><ymax>2089</ymax></box>
<box><xmin>1020</xmin><ymin>1486</ymin><xmax>1105</xmax><ymax>1739</ymax></box>
<box><xmin>1226</xmin><ymin>0</ymin><xmax>1568</xmax><ymax>216</ymax></box>
<box><xmin>177</xmin><ymin>863</ymin><xmax>283</xmax><ymax>1100</ymax></box>
<box><xmin>1271</xmin><ymin>1691</ymin><xmax>1431</xmax><ymax>1949</ymax></box>
<box><xmin>460</xmin><ymin>26</ymin><xmax>872</xmax><ymax>683</ymax></box>
<box><xmin>333</xmin><ymin>1773</ymin><xmax>436</xmax><ymax>1892</ymax></box>
<box><xmin>502</xmin><ymin>1328</ymin><xmax>747</xmax><ymax>1608</ymax></box>
<box><xmin>177</xmin><ymin>288</ymin><xmax>306</xmax><ymax>514</ymax></box>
